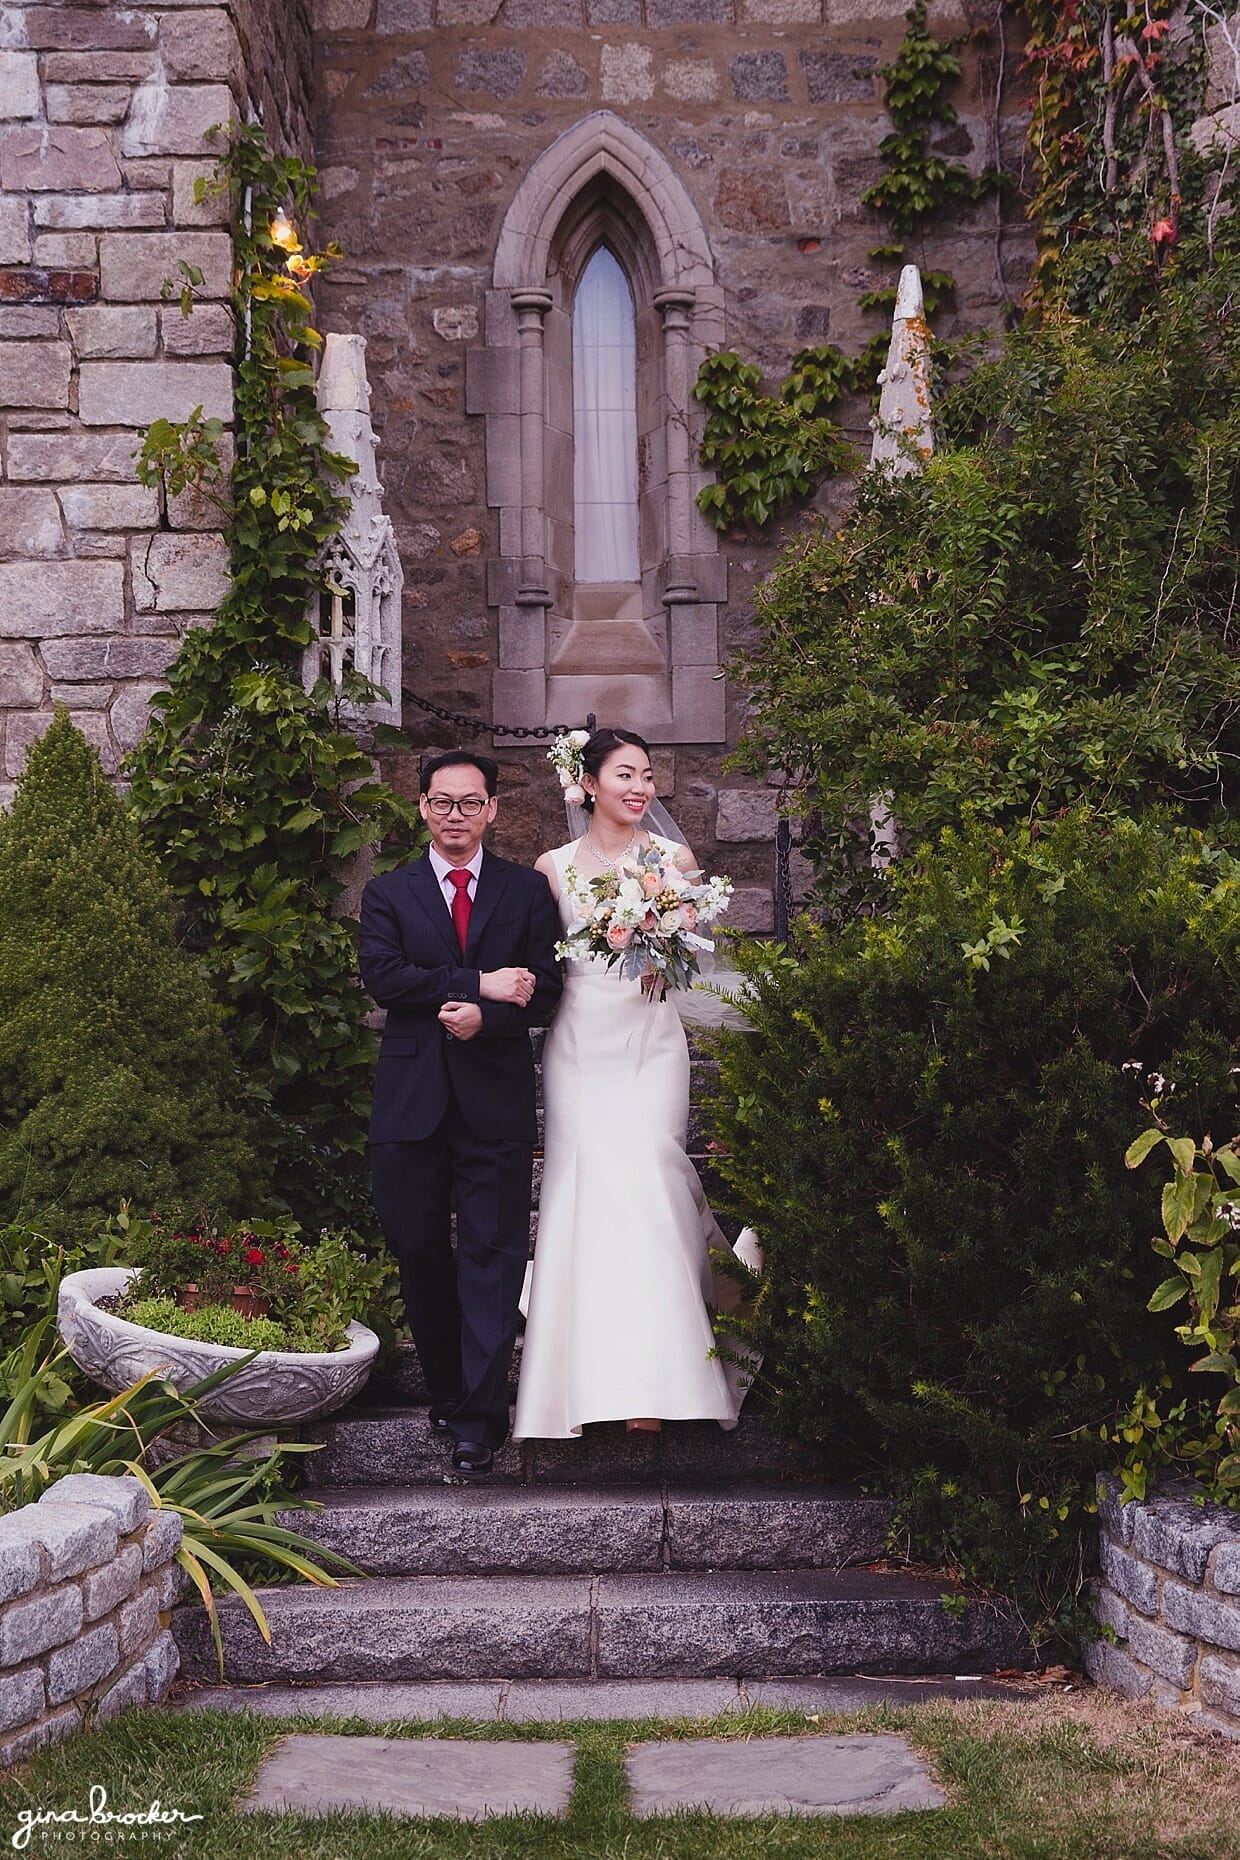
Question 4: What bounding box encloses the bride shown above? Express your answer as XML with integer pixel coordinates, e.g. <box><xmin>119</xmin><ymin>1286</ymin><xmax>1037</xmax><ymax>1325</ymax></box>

<box><xmin>513</xmin><ymin>726</ymin><xmax>754</xmax><ymax>1440</ymax></box>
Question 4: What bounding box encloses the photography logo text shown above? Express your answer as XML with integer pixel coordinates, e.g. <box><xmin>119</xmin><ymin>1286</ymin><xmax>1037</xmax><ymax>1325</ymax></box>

<box><xmin>10</xmin><ymin>1786</ymin><xmax>204</xmax><ymax>1849</ymax></box>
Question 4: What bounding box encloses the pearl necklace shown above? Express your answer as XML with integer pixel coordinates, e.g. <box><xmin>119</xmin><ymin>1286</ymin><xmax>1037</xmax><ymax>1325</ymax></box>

<box><xmin>583</xmin><ymin>827</ymin><xmax>638</xmax><ymax>873</ymax></box>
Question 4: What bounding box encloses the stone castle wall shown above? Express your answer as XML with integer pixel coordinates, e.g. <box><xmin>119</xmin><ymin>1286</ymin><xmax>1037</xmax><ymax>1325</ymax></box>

<box><xmin>310</xmin><ymin>0</ymin><xmax>1034</xmax><ymax>890</ymax></box>
<box><xmin>0</xmin><ymin>1</ymin><xmax>312</xmax><ymax>810</ymax></box>
<box><xmin>0</xmin><ymin>0</ymin><xmax>1033</xmax><ymax>904</ymax></box>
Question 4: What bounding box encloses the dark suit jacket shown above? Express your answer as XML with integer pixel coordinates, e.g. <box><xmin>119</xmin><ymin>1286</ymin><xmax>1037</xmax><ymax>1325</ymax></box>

<box><xmin>359</xmin><ymin>848</ymin><xmax>563</xmax><ymax>1145</ymax></box>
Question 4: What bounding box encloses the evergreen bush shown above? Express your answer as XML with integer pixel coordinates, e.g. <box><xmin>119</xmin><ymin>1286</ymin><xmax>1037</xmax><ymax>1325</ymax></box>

<box><xmin>0</xmin><ymin>713</ymin><xmax>261</xmax><ymax>1242</ymax></box>
<box><xmin>732</xmin><ymin>257</ymin><xmax>1240</xmax><ymax>908</ymax></box>
<box><xmin>712</xmin><ymin>815</ymin><xmax>1240</xmax><ymax>1640</ymax></box>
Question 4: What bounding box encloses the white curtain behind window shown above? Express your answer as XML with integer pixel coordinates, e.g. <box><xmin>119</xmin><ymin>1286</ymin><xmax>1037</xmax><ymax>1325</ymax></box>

<box><xmin>573</xmin><ymin>246</ymin><xmax>640</xmax><ymax>584</ymax></box>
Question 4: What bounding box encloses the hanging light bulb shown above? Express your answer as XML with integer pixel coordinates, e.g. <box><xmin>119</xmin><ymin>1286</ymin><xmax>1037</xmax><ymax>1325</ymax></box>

<box><xmin>269</xmin><ymin>208</ymin><xmax>300</xmax><ymax>252</ymax></box>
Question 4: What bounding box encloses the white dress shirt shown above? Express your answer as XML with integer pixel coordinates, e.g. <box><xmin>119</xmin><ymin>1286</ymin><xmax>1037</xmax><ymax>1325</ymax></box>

<box><xmin>429</xmin><ymin>844</ymin><xmax>483</xmax><ymax>923</ymax></box>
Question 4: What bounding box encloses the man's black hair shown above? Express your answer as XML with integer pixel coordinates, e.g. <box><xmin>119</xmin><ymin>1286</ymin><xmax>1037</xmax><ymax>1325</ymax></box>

<box><xmin>420</xmin><ymin>749</ymin><xmax>499</xmax><ymax>798</ymax></box>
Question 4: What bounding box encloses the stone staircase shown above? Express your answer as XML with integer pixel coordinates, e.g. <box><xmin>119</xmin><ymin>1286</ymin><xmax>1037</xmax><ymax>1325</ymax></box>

<box><xmin>172</xmin><ymin>1405</ymin><xmax>1030</xmax><ymax>1683</ymax></box>
<box><xmin>171</xmin><ymin>1031</ymin><xmax>1033</xmax><ymax>1688</ymax></box>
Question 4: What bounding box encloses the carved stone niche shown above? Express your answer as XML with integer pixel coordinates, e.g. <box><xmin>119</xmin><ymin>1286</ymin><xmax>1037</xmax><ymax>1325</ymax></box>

<box><xmin>468</xmin><ymin>111</ymin><xmax>727</xmax><ymax>745</ymax></box>
<box><xmin>301</xmin><ymin>332</ymin><xmax>402</xmax><ymax>729</ymax></box>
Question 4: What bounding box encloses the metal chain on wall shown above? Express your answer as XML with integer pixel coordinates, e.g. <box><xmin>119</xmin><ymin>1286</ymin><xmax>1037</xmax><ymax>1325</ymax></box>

<box><xmin>401</xmin><ymin>687</ymin><xmax>592</xmax><ymax>742</ymax></box>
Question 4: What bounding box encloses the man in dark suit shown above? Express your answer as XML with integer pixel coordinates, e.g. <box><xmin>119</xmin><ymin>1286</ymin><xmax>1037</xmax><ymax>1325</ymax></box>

<box><xmin>359</xmin><ymin>750</ymin><xmax>563</xmax><ymax>1475</ymax></box>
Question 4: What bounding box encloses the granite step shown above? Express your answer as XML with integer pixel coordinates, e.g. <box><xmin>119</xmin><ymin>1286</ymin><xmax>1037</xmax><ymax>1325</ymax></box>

<box><xmin>172</xmin><ymin>1568</ymin><xmax>1031</xmax><ymax>1684</ymax></box>
<box><xmin>299</xmin><ymin>1406</ymin><xmax>825</xmax><ymax>1489</ymax></box>
<box><xmin>173</xmin><ymin>1672</ymin><xmax>1033</xmax><ymax>1722</ymax></box>
<box><xmin>277</xmin><ymin>1483</ymin><xmax>893</xmax><ymax>1576</ymax></box>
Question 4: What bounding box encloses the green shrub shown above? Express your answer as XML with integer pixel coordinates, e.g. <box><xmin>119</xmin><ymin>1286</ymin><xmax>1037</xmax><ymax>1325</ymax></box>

<box><xmin>731</xmin><ymin>258</ymin><xmax>1240</xmax><ymax>908</ymax></box>
<box><xmin>124</xmin><ymin>1296</ymin><xmax>294</xmax><ymax>1354</ymax></box>
<box><xmin>711</xmin><ymin>816</ymin><xmax>1240</xmax><ymax>1642</ymax></box>
<box><xmin>0</xmin><ymin>713</ymin><xmax>262</xmax><ymax>1242</ymax></box>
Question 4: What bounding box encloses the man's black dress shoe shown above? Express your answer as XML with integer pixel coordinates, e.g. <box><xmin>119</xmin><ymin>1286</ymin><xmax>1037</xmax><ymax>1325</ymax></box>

<box><xmin>427</xmin><ymin>1408</ymin><xmax>453</xmax><ymax>1434</ymax></box>
<box><xmin>450</xmin><ymin>1439</ymin><xmax>494</xmax><ymax>1475</ymax></box>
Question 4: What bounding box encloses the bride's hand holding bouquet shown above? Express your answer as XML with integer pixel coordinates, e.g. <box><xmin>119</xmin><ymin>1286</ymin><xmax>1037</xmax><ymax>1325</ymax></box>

<box><xmin>558</xmin><ymin>841</ymin><xmax>733</xmax><ymax>1000</ymax></box>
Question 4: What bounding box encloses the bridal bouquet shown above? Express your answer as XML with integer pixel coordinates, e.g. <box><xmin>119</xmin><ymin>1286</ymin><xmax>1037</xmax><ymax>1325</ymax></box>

<box><xmin>559</xmin><ymin>843</ymin><xmax>733</xmax><ymax>996</ymax></box>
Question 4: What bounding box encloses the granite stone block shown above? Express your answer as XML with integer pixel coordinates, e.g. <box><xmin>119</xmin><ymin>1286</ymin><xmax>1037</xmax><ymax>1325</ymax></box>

<box><xmin>0</xmin><ymin>126</ymin><xmax>123</xmax><ymax>193</ymax></box>
<box><xmin>95</xmin><ymin>1660</ymin><xmax>149</xmax><ymax>1722</ymax></box>
<box><xmin>46</xmin><ymin>1620</ymin><xmax>120</xmax><ymax>1705</ymax></box>
<box><xmin>800</xmin><ymin>50</ymin><xmax>878</xmax><ymax>102</ymax></box>
<box><xmin>1099</xmin><ymin>1537</ymin><xmax>1159</xmax><ymax>1618</ymax></box>
<box><xmin>78</xmin><ymin>360</ymin><xmax>232</xmax><ymax>426</ymax></box>
<box><xmin>730</xmin><ymin>52</ymin><xmax>789</xmax><ymax>101</ymax></box>
<box><xmin>141</xmin><ymin>1508</ymin><xmax>184</xmax><ymax>1573</ymax></box>
<box><xmin>456</xmin><ymin>50</ymin><xmax>525</xmax><ymax>100</ymax></box>
<box><xmin>26</xmin><ymin>1501</ymin><xmax>119</xmax><ymax>1580</ymax></box>
<box><xmin>1162</xmin><ymin>1578</ymin><xmax>1240</xmax><ymax>1654</ymax></box>
<box><xmin>1198</xmin><ymin>1651</ymin><xmax>1240</xmax><ymax>1718</ymax></box>
<box><xmin>46</xmin><ymin>1475</ymin><xmax>149</xmax><ymax>1535</ymax></box>
<box><xmin>0</xmin><ymin>340</ymin><xmax>72</xmax><ymax>409</ymax></box>
<box><xmin>82</xmin><ymin>1542</ymin><xmax>144</xmax><ymax>1622</ymax></box>
<box><xmin>1126</xmin><ymin>1613</ymin><xmax>1197</xmax><ymax>1689</ymax></box>
<box><xmin>173</xmin><ymin>1576</ymin><xmax>595</xmax><ymax>1683</ymax></box>
<box><xmin>1131</xmin><ymin>1498</ymin><xmax>1240</xmax><ymax>1585</ymax></box>
<box><xmin>0</xmin><ymin>1666</ymin><xmax>45</xmax><ymax>1736</ymax></box>
<box><xmin>117</xmin><ymin>1586</ymin><xmax>160</xmax><ymax>1659</ymax></box>
<box><xmin>0</xmin><ymin>1587</ymin><xmax>83</xmax><ymax>1667</ymax></box>
<box><xmin>1083</xmin><ymin>1636</ymin><xmax>1153</xmax><ymax>1698</ymax></box>
<box><xmin>143</xmin><ymin>1628</ymin><xmax>181</xmax><ymax>1702</ymax></box>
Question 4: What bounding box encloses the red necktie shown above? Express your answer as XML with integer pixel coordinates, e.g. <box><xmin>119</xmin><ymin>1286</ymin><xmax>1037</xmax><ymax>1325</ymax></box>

<box><xmin>447</xmin><ymin>867</ymin><xmax>472</xmax><ymax>954</ymax></box>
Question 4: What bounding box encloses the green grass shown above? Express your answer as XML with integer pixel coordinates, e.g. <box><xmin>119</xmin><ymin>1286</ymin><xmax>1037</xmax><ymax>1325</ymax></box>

<box><xmin>0</xmin><ymin>1696</ymin><xmax>1236</xmax><ymax>1859</ymax></box>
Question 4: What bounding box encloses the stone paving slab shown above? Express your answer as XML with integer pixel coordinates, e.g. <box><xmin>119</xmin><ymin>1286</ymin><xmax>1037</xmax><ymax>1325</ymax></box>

<box><xmin>625</xmin><ymin>1734</ymin><xmax>946</xmax><ymax>1818</ymax></box>
<box><xmin>237</xmin><ymin>1733</ymin><xmax>575</xmax><ymax>1820</ymax></box>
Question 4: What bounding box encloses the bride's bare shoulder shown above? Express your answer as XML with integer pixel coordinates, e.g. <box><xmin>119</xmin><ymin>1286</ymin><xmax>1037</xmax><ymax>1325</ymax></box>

<box><xmin>535</xmin><ymin>842</ymin><xmax>577</xmax><ymax>901</ymax></box>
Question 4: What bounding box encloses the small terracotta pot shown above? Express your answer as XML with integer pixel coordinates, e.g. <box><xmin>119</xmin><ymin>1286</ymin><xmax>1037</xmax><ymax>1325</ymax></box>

<box><xmin>177</xmin><ymin>1283</ymin><xmax>271</xmax><ymax>1319</ymax></box>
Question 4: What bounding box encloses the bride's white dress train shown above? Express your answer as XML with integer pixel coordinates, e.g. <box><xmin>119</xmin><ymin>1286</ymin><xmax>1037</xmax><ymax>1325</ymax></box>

<box><xmin>513</xmin><ymin>837</ymin><xmax>754</xmax><ymax>1440</ymax></box>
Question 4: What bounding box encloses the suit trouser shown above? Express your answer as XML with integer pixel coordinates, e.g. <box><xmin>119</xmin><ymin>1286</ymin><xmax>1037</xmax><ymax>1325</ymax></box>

<box><xmin>370</xmin><ymin>1094</ymin><xmax>532</xmax><ymax>1448</ymax></box>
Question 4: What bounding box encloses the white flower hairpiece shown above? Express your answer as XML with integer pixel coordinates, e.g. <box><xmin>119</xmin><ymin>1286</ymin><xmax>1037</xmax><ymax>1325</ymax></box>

<box><xmin>547</xmin><ymin>728</ymin><xmax>591</xmax><ymax>808</ymax></box>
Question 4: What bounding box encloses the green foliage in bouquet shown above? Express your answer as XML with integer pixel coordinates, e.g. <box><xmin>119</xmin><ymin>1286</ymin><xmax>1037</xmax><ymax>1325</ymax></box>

<box><xmin>708</xmin><ymin>815</ymin><xmax>1240</xmax><ymax>1642</ymax></box>
<box><xmin>0</xmin><ymin>714</ymin><xmax>261</xmax><ymax>1244</ymax></box>
<box><xmin>732</xmin><ymin>257</ymin><xmax>1240</xmax><ymax>909</ymax></box>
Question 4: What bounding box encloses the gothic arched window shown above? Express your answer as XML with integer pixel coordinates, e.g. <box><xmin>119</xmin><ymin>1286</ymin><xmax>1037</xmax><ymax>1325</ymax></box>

<box><xmin>475</xmin><ymin>113</ymin><xmax>727</xmax><ymax>744</ymax></box>
<box><xmin>572</xmin><ymin>246</ymin><xmax>640</xmax><ymax>586</ymax></box>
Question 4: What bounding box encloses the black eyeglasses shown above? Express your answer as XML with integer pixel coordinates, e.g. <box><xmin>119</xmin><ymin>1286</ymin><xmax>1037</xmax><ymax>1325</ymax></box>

<box><xmin>425</xmin><ymin>796</ymin><xmax>488</xmax><ymax>818</ymax></box>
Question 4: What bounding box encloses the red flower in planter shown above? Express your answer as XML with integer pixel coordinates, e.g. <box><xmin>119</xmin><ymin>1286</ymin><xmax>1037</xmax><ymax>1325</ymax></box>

<box><xmin>244</xmin><ymin>1247</ymin><xmax>266</xmax><ymax>1266</ymax></box>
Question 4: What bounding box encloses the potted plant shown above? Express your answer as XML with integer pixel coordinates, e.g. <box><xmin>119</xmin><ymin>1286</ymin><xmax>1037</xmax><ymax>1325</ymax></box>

<box><xmin>57</xmin><ymin>1208</ymin><xmax>387</xmax><ymax>1426</ymax></box>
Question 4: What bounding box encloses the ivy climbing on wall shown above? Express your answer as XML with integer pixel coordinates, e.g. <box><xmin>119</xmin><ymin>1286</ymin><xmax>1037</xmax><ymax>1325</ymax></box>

<box><xmin>128</xmin><ymin>122</ymin><xmax>421</xmax><ymax>1234</ymax></box>
<box><xmin>694</xmin><ymin>1</ymin><xmax>999</xmax><ymax>532</ymax></box>
<box><xmin>1021</xmin><ymin>0</ymin><xmax>1210</xmax><ymax>311</ymax></box>
<box><xmin>860</xmin><ymin>1</ymin><xmax>999</xmax><ymax>328</ymax></box>
<box><xmin>693</xmin><ymin>346</ymin><xmax>857</xmax><ymax>530</ymax></box>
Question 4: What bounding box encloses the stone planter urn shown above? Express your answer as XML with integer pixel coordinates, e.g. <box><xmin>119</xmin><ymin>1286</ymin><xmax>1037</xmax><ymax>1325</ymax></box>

<box><xmin>57</xmin><ymin>1267</ymin><xmax>379</xmax><ymax>1427</ymax></box>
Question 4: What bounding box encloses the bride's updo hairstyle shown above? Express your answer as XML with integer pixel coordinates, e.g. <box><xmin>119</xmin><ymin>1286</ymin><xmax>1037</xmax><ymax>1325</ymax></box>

<box><xmin>579</xmin><ymin>728</ymin><xmax>652</xmax><ymax>812</ymax></box>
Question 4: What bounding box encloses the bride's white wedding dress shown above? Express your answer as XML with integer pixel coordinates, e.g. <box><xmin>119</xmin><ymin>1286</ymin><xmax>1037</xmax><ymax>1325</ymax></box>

<box><xmin>513</xmin><ymin>836</ymin><xmax>753</xmax><ymax>1440</ymax></box>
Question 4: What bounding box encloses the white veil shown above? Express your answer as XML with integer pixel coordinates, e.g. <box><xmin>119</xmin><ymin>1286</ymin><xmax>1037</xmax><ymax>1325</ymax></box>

<box><xmin>564</xmin><ymin>794</ymin><xmax>757</xmax><ymax>1032</ymax></box>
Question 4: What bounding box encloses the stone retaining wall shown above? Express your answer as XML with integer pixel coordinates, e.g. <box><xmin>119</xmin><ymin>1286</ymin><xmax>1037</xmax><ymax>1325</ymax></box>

<box><xmin>1087</xmin><ymin>1478</ymin><xmax>1240</xmax><ymax>1738</ymax></box>
<box><xmin>0</xmin><ymin>1473</ymin><xmax>184</xmax><ymax>1767</ymax></box>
